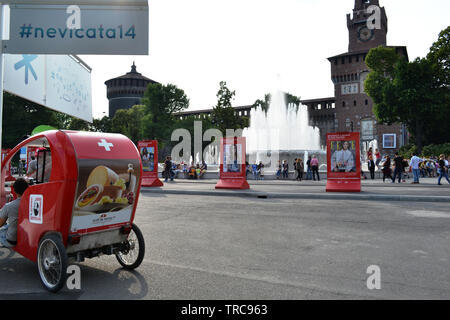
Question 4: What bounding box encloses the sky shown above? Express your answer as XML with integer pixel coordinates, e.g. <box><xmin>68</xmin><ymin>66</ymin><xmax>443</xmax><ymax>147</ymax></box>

<box><xmin>79</xmin><ymin>0</ymin><xmax>450</xmax><ymax>120</ymax></box>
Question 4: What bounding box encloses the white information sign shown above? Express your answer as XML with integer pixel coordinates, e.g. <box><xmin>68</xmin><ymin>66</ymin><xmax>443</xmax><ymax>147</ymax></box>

<box><xmin>4</xmin><ymin>3</ymin><xmax>148</xmax><ymax>55</ymax></box>
<box><xmin>4</xmin><ymin>54</ymin><xmax>92</xmax><ymax>122</ymax></box>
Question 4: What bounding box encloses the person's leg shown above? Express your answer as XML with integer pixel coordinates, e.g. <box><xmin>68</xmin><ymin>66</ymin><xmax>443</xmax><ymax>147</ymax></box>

<box><xmin>0</xmin><ymin>226</ymin><xmax>14</xmax><ymax>248</ymax></box>
<box><xmin>415</xmin><ymin>169</ymin><xmax>420</xmax><ymax>183</ymax></box>
<box><xmin>315</xmin><ymin>168</ymin><xmax>320</xmax><ymax>181</ymax></box>
<box><xmin>392</xmin><ymin>168</ymin><xmax>397</xmax><ymax>182</ymax></box>
<box><xmin>445</xmin><ymin>172</ymin><xmax>450</xmax><ymax>184</ymax></box>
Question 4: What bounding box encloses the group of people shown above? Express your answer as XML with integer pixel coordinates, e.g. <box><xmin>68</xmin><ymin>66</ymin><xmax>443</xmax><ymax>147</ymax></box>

<box><xmin>245</xmin><ymin>155</ymin><xmax>321</xmax><ymax>181</ymax></box>
<box><xmin>366</xmin><ymin>148</ymin><xmax>450</xmax><ymax>185</ymax></box>
<box><xmin>162</xmin><ymin>156</ymin><xmax>208</xmax><ymax>181</ymax></box>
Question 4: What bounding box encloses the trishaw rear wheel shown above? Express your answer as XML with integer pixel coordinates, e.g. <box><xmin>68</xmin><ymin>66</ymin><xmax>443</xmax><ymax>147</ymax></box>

<box><xmin>37</xmin><ymin>233</ymin><xmax>68</xmax><ymax>293</ymax></box>
<box><xmin>116</xmin><ymin>223</ymin><xmax>145</xmax><ymax>269</ymax></box>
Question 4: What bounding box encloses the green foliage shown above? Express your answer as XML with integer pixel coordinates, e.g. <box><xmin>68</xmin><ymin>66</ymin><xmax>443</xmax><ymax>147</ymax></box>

<box><xmin>110</xmin><ymin>105</ymin><xmax>146</xmax><ymax>144</ymax></box>
<box><xmin>427</xmin><ymin>26</ymin><xmax>450</xmax><ymax>87</ymax></box>
<box><xmin>2</xmin><ymin>92</ymin><xmax>61</xmax><ymax>148</ymax></box>
<box><xmin>398</xmin><ymin>144</ymin><xmax>417</xmax><ymax>159</ymax></box>
<box><xmin>422</xmin><ymin>143</ymin><xmax>450</xmax><ymax>158</ymax></box>
<box><xmin>91</xmin><ymin>116</ymin><xmax>112</xmax><ymax>133</ymax></box>
<box><xmin>211</xmin><ymin>81</ymin><xmax>248</xmax><ymax>135</ymax></box>
<box><xmin>253</xmin><ymin>94</ymin><xmax>271</xmax><ymax>113</ymax></box>
<box><xmin>141</xmin><ymin>82</ymin><xmax>189</xmax><ymax>146</ymax></box>
<box><xmin>400</xmin><ymin>143</ymin><xmax>450</xmax><ymax>158</ymax></box>
<box><xmin>252</xmin><ymin>92</ymin><xmax>302</xmax><ymax>113</ymax></box>
<box><xmin>365</xmin><ymin>28</ymin><xmax>450</xmax><ymax>152</ymax></box>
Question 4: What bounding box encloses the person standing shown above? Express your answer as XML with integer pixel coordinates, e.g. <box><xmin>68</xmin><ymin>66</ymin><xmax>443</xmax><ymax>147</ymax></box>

<box><xmin>18</xmin><ymin>160</ymin><xmax>24</xmax><ymax>177</ymax></box>
<box><xmin>310</xmin><ymin>155</ymin><xmax>320</xmax><ymax>181</ymax></box>
<box><xmin>164</xmin><ymin>156</ymin><xmax>173</xmax><ymax>182</ymax></box>
<box><xmin>27</xmin><ymin>155</ymin><xmax>38</xmax><ymax>177</ymax></box>
<box><xmin>367</xmin><ymin>147</ymin><xmax>373</xmax><ymax>161</ymax></box>
<box><xmin>293</xmin><ymin>158</ymin><xmax>298</xmax><ymax>181</ymax></box>
<box><xmin>276</xmin><ymin>160</ymin><xmax>281</xmax><ymax>179</ymax></box>
<box><xmin>258</xmin><ymin>161</ymin><xmax>265</xmax><ymax>180</ymax></box>
<box><xmin>392</xmin><ymin>152</ymin><xmax>404</xmax><ymax>183</ymax></box>
<box><xmin>375</xmin><ymin>149</ymin><xmax>382</xmax><ymax>169</ymax></box>
<box><xmin>410</xmin><ymin>153</ymin><xmax>423</xmax><ymax>184</ymax></box>
<box><xmin>282</xmin><ymin>160</ymin><xmax>289</xmax><ymax>179</ymax></box>
<box><xmin>306</xmin><ymin>156</ymin><xmax>312</xmax><ymax>180</ymax></box>
<box><xmin>296</xmin><ymin>158</ymin><xmax>304</xmax><ymax>181</ymax></box>
<box><xmin>437</xmin><ymin>154</ymin><xmax>450</xmax><ymax>185</ymax></box>
<box><xmin>368</xmin><ymin>155</ymin><xmax>375</xmax><ymax>180</ymax></box>
<box><xmin>382</xmin><ymin>155</ymin><xmax>392</xmax><ymax>183</ymax></box>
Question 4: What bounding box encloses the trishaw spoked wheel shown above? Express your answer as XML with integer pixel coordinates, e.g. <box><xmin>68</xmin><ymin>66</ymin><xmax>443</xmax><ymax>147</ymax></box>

<box><xmin>37</xmin><ymin>234</ymin><xmax>68</xmax><ymax>293</ymax></box>
<box><xmin>116</xmin><ymin>223</ymin><xmax>145</xmax><ymax>270</ymax></box>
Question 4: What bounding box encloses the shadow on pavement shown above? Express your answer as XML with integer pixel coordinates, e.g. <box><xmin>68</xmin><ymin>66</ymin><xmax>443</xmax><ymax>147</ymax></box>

<box><xmin>0</xmin><ymin>249</ymin><xmax>149</xmax><ymax>300</ymax></box>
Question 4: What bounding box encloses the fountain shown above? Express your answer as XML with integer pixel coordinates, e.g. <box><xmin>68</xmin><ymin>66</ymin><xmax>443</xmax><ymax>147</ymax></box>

<box><xmin>243</xmin><ymin>90</ymin><xmax>326</xmax><ymax>171</ymax></box>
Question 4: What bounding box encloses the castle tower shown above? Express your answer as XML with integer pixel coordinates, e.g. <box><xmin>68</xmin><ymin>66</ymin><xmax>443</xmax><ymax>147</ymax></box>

<box><xmin>347</xmin><ymin>0</ymin><xmax>388</xmax><ymax>52</ymax></box>
<box><xmin>325</xmin><ymin>0</ymin><xmax>408</xmax><ymax>153</ymax></box>
<box><xmin>105</xmin><ymin>63</ymin><xmax>159</xmax><ymax>118</ymax></box>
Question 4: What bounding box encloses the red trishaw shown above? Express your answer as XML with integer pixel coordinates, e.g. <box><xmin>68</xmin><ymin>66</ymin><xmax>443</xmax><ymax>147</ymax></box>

<box><xmin>0</xmin><ymin>130</ymin><xmax>145</xmax><ymax>292</ymax></box>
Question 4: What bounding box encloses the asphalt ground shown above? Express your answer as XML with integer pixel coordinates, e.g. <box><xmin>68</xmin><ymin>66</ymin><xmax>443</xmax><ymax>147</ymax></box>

<box><xmin>0</xmin><ymin>189</ymin><xmax>449</xmax><ymax>300</ymax></box>
<box><xmin>141</xmin><ymin>177</ymin><xmax>450</xmax><ymax>202</ymax></box>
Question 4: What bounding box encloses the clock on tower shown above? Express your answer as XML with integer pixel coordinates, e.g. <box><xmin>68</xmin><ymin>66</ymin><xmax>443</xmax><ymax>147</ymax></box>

<box><xmin>347</xmin><ymin>0</ymin><xmax>387</xmax><ymax>52</ymax></box>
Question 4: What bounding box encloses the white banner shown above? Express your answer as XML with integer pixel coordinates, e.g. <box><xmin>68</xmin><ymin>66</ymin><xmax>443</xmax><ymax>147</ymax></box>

<box><xmin>4</xmin><ymin>54</ymin><xmax>92</xmax><ymax>122</ymax></box>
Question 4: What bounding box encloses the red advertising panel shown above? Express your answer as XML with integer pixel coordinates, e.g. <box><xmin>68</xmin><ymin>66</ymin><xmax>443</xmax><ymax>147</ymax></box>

<box><xmin>326</xmin><ymin>132</ymin><xmax>361</xmax><ymax>192</ymax></box>
<box><xmin>215</xmin><ymin>137</ymin><xmax>250</xmax><ymax>190</ymax></box>
<box><xmin>2</xmin><ymin>149</ymin><xmax>15</xmax><ymax>181</ymax></box>
<box><xmin>138</xmin><ymin>140</ymin><xmax>163</xmax><ymax>187</ymax></box>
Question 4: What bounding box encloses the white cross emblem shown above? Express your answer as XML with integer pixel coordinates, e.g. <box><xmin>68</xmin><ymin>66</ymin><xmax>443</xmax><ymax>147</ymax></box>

<box><xmin>98</xmin><ymin>139</ymin><xmax>114</xmax><ymax>151</ymax></box>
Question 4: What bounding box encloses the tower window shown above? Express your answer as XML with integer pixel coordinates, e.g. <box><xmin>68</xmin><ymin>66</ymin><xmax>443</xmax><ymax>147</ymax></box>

<box><xmin>342</xmin><ymin>57</ymin><xmax>345</xmax><ymax>64</ymax></box>
<box><xmin>365</xmin><ymin>99</ymin><xmax>369</xmax><ymax>105</ymax></box>
<box><xmin>354</xmin><ymin>100</ymin><xmax>357</xmax><ymax>106</ymax></box>
<box><xmin>342</xmin><ymin>101</ymin><xmax>346</xmax><ymax>107</ymax></box>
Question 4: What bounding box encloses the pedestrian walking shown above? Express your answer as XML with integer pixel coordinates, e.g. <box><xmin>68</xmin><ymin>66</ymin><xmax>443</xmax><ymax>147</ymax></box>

<box><xmin>392</xmin><ymin>152</ymin><xmax>403</xmax><ymax>183</ymax></box>
<box><xmin>437</xmin><ymin>154</ymin><xmax>450</xmax><ymax>185</ymax></box>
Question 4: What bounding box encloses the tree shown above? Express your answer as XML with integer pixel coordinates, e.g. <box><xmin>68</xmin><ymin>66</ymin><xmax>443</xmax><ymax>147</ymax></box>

<box><xmin>427</xmin><ymin>26</ymin><xmax>450</xmax><ymax>88</ymax></box>
<box><xmin>252</xmin><ymin>92</ymin><xmax>302</xmax><ymax>113</ymax></box>
<box><xmin>141</xmin><ymin>83</ymin><xmax>189</xmax><ymax>147</ymax></box>
<box><xmin>111</xmin><ymin>105</ymin><xmax>146</xmax><ymax>144</ymax></box>
<box><xmin>364</xmin><ymin>33</ymin><xmax>450</xmax><ymax>153</ymax></box>
<box><xmin>91</xmin><ymin>116</ymin><xmax>112</xmax><ymax>133</ymax></box>
<box><xmin>2</xmin><ymin>92</ymin><xmax>60</xmax><ymax>148</ymax></box>
<box><xmin>253</xmin><ymin>93</ymin><xmax>271</xmax><ymax>113</ymax></box>
<box><xmin>211</xmin><ymin>81</ymin><xmax>248</xmax><ymax>135</ymax></box>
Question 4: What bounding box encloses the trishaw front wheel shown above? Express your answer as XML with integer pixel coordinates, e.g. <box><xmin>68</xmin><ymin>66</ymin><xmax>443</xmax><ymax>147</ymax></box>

<box><xmin>37</xmin><ymin>233</ymin><xmax>68</xmax><ymax>293</ymax></box>
<box><xmin>115</xmin><ymin>223</ymin><xmax>145</xmax><ymax>270</ymax></box>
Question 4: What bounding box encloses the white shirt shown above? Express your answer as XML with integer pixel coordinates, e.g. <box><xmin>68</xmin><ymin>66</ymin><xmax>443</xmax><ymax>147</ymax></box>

<box><xmin>331</xmin><ymin>149</ymin><xmax>355</xmax><ymax>172</ymax></box>
<box><xmin>410</xmin><ymin>156</ymin><xmax>422</xmax><ymax>170</ymax></box>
